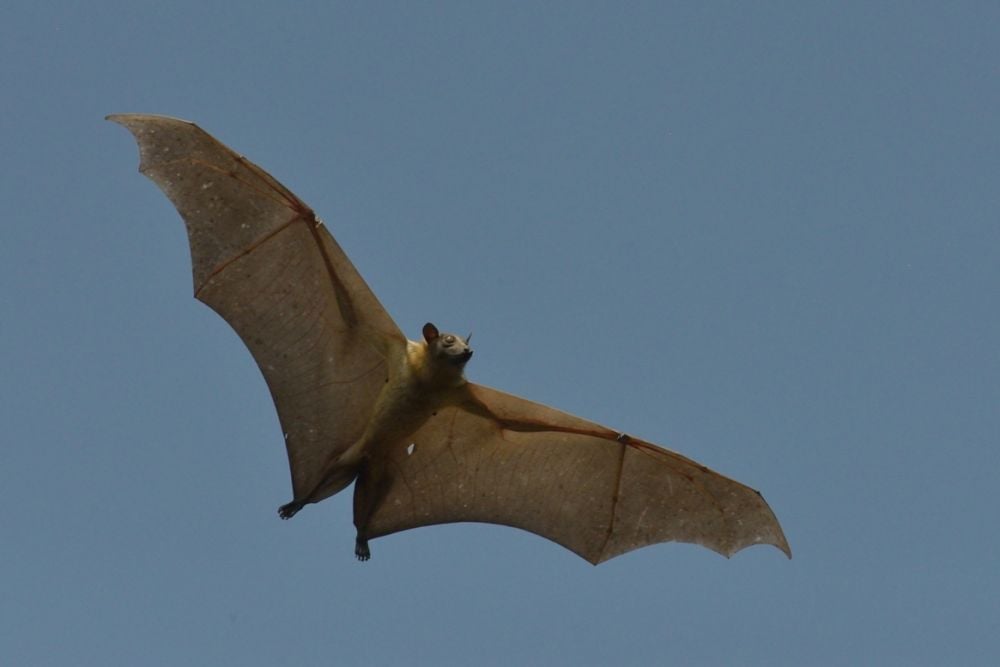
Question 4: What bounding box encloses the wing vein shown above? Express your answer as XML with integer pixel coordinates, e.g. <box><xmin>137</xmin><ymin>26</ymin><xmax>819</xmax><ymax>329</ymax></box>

<box><xmin>306</xmin><ymin>222</ymin><xmax>362</xmax><ymax>331</ymax></box>
<box><xmin>596</xmin><ymin>441</ymin><xmax>627</xmax><ymax>562</ymax></box>
<box><xmin>194</xmin><ymin>212</ymin><xmax>305</xmax><ymax>298</ymax></box>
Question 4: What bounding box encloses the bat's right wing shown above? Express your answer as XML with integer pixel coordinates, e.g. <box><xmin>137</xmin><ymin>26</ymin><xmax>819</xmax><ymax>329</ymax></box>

<box><xmin>110</xmin><ymin>114</ymin><xmax>405</xmax><ymax>504</ymax></box>
<box><xmin>365</xmin><ymin>383</ymin><xmax>790</xmax><ymax>564</ymax></box>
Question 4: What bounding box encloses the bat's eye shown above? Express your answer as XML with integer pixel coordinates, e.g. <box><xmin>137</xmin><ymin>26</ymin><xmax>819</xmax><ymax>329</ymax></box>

<box><xmin>443</xmin><ymin>335</ymin><xmax>455</xmax><ymax>346</ymax></box>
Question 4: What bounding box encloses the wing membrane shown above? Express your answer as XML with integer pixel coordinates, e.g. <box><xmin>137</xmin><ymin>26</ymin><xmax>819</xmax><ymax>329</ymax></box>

<box><xmin>110</xmin><ymin>114</ymin><xmax>404</xmax><ymax>502</ymax></box>
<box><xmin>367</xmin><ymin>383</ymin><xmax>791</xmax><ymax>563</ymax></box>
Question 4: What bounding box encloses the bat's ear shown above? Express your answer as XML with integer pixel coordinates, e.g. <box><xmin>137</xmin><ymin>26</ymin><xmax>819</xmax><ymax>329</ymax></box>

<box><xmin>422</xmin><ymin>322</ymin><xmax>440</xmax><ymax>342</ymax></box>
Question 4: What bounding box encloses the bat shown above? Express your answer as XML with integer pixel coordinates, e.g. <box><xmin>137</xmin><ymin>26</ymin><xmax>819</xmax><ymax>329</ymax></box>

<box><xmin>108</xmin><ymin>114</ymin><xmax>791</xmax><ymax>564</ymax></box>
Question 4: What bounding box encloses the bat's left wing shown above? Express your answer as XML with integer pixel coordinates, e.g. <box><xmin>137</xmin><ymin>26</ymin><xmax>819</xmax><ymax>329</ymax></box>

<box><xmin>365</xmin><ymin>383</ymin><xmax>790</xmax><ymax>564</ymax></box>
<box><xmin>109</xmin><ymin>114</ymin><xmax>406</xmax><ymax>507</ymax></box>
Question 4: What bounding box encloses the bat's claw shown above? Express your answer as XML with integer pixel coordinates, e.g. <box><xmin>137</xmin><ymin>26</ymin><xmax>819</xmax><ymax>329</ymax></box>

<box><xmin>355</xmin><ymin>538</ymin><xmax>371</xmax><ymax>562</ymax></box>
<box><xmin>278</xmin><ymin>501</ymin><xmax>302</xmax><ymax>519</ymax></box>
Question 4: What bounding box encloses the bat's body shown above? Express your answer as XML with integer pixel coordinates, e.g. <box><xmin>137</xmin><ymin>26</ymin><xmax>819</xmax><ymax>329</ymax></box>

<box><xmin>110</xmin><ymin>114</ymin><xmax>791</xmax><ymax>565</ymax></box>
<box><xmin>280</xmin><ymin>326</ymin><xmax>474</xmax><ymax>559</ymax></box>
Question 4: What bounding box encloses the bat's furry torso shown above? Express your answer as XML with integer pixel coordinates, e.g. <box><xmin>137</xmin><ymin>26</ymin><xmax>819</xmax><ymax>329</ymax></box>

<box><xmin>351</xmin><ymin>328</ymin><xmax>472</xmax><ymax>467</ymax></box>
<box><xmin>280</xmin><ymin>324</ymin><xmax>474</xmax><ymax>560</ymax></box>
<box><xmin>346</xmin><ymin>325</ymin><xmax>475</xmax><ymax>559</ymax></box>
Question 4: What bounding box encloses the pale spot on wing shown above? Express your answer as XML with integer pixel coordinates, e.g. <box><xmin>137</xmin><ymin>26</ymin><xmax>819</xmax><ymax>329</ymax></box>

<box><xmin>406</xmin><ymin>443</ymin><xmax>415</xmax><ymax>456</ymax></box>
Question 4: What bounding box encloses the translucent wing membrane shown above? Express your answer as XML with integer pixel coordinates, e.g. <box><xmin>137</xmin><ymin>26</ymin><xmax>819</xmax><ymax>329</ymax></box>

<box><xmin>368</xmin><ymin>384</ymin><xmax>791</xmax><ymax>563</ymax></box>
<box><xmin>110</xmin><ymin>114</ymin><xmax>404</xmax><ymax>501</ymax></box>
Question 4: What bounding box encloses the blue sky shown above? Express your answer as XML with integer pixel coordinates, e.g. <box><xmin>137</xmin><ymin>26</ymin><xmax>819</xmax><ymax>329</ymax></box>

<box><xmin>3</xmin><ymin>2</ymin><xmax>998</xmax><ymax>665</ymax></box>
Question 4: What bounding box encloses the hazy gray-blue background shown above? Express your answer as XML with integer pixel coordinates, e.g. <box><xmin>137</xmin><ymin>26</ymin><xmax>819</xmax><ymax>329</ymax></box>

<box><xmin>3</xmin><ymin>2</ymin><xmax>998</xmax><ymax>665</ymax></box>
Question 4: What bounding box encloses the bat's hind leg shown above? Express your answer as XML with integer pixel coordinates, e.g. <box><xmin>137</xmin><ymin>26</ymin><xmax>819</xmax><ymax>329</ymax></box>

<box><xmin>278</xmin><ymin>500</ymin><xmax>304</xmax><ymax>519</ymax></box>
<box><xmin>352</xmin><ymin>456</ymin><xmax>387</xmax><ymax>562</ymax></box>
<box><xmin>355</xmin><ymin>535</ymin><xmax>371</xmax><ymax>561</ymax></box>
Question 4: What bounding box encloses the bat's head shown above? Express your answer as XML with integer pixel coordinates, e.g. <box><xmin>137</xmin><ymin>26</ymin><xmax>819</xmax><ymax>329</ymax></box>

<box><xmin>422</xmin><ymin>322</ymin><xmax>474</xmax><ymax>380</ymax></box>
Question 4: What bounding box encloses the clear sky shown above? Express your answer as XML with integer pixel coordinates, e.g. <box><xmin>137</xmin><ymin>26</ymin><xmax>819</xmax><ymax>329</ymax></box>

<box><xmin>3</xmin><ymin>2</ymin><xmax>998</xmax><ymax>665</ymax></box>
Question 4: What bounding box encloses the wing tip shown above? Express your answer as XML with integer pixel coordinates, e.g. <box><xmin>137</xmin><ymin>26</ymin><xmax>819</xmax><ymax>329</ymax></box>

<box><xmin>777</xmin><ymin>537</ymin><xmax>793</xmax><ymax>559</ymax></box>
<box><xmin>592</xmin><ymin>529</ymin><xmax>792</xmax><ymax>564</ymax></box>
<box><xmin>106</xmin><ymin>112</ymin><xmax>143</xmax><ymax>126</ymax></box>
<box><xmin>106</xmin><ymin>112</ymin><xmax>194</xmax><ymax>124</ymax></box>
<box><xmin>106</xmin><ymin>113</ymin><xmax>200</xmax><ymax>142</ymax></box>
<box><xmin>726</xmin><ymin>539</ymin><xmax>792</xmax><ymax>560</ymax></box>
<box><xmin>716</xmin><ymin>523</ymin><xmax>792</xmax><ymax>559</ymax></box>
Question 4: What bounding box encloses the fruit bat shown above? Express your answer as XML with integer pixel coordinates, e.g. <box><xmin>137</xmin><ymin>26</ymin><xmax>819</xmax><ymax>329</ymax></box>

<box><xmin>108</xmin><ymin>113</ymin><xmax>791</xmax><ymax>564</ymax></box>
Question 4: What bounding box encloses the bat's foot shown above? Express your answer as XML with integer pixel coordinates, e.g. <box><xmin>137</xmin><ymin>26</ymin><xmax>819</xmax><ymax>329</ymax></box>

<box><xmin>278</xmin><ymin>500</ymin><xmax>303</xmax><ymax>519</ymax></box>
<box><xmin>355</xmin><ymin>537</ymin><xmax>371</xmax><ymax>562</ymax></box>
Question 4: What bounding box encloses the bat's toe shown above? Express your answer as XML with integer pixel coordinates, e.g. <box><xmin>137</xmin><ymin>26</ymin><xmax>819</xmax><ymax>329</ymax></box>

<box><xmin>278</xmin><ymin>501</ymin><xmax>302</xmax><ymax>519</ymax></box>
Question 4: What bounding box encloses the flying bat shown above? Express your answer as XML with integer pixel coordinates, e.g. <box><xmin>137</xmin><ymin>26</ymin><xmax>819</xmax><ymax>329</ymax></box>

<box><xmin>108</xmin><ymin>114</ymin><xmax>791</xmax><ymax>564</ymax></box>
